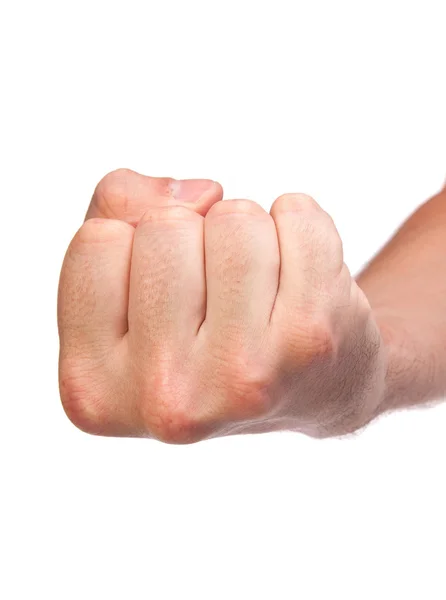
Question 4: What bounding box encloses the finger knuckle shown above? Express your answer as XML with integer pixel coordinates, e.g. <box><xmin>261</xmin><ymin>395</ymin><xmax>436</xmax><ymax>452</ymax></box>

<box><xmin>276</xmin><ymin>205</ymin><xmax>343</xmax><ymax>269</ymax></box>
<box><xmin>207</xmin><ymin>199</ymin><xmax>266</xmax><ymax>218</ymax></box>
<box><xmin>59</xmin><ymin>360</ymin><xmax>108</xmax><ymax>435</ymax></box>
<box><xmin>136</xmin><ymin>365</ymin><xmax>204</xmax><ymax>444</ymax></box>
<box><xmin>92</xmin><ymin>170</ymin><xmax>175</xmax><ymax>221</ymax></box>
<box><xmin>74</xmin><ymin>218</ymin><xmax>133</xmax><ymax>248</ymax></box>
<box><xmin>272</xmin><ymin>193</ymin><xmax>320</xmax><ymax>214</ymax></box>
<box><xmin>282</xmin><ymin>317</ymin><xmax>335</xmax><ymax>368</ymax></box>
<box><xmin>139</xmin><ymin>205</ymin><xmax>202</xmax><ymax>227</ymax></box>
<box><xmin>209</xmin><ymin>348</ymin><xmax>274</xmax><ymax>419</ymax></box>
<box><xmin>149</xmin><ymin>403</ymin><xmax>201</xmax><ymax>445</ymax></box>
<box><xmin>94</xmin><ymin>168</ymin><xmax>135</xmax><ymax>212</ymax></box>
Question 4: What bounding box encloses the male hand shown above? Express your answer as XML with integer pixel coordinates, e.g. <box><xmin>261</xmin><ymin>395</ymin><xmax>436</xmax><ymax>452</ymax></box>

<box><xmin>58</xmin><ymin>169</ymin><xmax>386</xmax><ymax>443</ymax></box>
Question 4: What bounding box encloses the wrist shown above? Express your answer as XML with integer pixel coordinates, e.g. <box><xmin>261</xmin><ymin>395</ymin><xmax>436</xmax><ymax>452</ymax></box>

<box><xmin>306</xmin><ymin>313</ymin><xmax>389</xmax><ymax>438</ymax></box>
<box><xmin>371</xmin><ymin>308</ymin><xmax>442</xmax><ymax>414</ymax></box>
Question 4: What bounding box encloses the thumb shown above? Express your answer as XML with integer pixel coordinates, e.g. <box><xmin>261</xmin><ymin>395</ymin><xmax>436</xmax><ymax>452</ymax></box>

<box><xmin>85</xmin><ymin>168</ymin><xmax>223</xmax><ymax>225</ymax></box>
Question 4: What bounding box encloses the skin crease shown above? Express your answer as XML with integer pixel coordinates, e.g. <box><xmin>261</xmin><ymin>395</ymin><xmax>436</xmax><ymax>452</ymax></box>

<box><xmin>57</xmin><ymin>169</ymin><xmax>446</xmax><ymax>444</ymax></box>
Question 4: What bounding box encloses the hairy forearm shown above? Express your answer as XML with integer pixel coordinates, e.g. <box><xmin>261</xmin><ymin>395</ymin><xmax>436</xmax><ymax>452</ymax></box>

<box><xmin>356</xmin><ymin>188</ymin><xmax>446</xmax><ymax>414</ymax></box>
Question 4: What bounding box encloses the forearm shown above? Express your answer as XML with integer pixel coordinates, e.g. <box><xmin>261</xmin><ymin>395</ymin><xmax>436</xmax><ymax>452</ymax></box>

<box><xmin>356</xmin><ymin>187</ymin><xmax>446</xmax><ymax>414</ymax></box>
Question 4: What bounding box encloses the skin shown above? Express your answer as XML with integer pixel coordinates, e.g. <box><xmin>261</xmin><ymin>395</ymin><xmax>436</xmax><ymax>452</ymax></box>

<box><xmin>57</xmin><ymin>169</ymin><xmax>446</xmax><ymax>443</ymax></box>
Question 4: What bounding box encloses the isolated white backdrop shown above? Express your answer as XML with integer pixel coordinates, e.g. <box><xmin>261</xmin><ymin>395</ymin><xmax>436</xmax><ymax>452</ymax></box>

<box><xmin>1</xmin><ymin>1</ymin><xmax>446</xmax><ymax>598</ymax></box>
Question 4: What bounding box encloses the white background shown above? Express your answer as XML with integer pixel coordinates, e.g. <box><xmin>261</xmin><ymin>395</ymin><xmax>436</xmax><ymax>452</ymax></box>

<box><xmin>1</xmin><ymin>1</ymin><xmax>446</xmax><ymax>598</ymax></box>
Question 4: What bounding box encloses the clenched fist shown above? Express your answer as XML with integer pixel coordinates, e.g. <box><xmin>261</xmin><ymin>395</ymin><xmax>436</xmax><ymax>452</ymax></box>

<box><xmin>58</xmin><ymin>169</ymin><xmax>386</xmax><ymax>443</ymax></box>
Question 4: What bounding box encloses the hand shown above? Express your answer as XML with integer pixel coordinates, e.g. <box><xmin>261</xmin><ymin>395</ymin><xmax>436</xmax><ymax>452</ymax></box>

<box><xmin>58</xmin><ymin>169</ymin><xmax>387</xmax><ymax>443</ymax></box>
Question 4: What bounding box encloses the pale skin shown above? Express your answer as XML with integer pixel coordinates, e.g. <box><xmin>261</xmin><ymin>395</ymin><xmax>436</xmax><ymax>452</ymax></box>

<box><xmin>57</xmin><ymin>169</ymin><xmax>446</xmax><ymax>443</ymax></box>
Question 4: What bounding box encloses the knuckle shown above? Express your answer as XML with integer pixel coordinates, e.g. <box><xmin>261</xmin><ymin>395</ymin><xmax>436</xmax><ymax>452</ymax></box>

<box><xmin>149</xmin><ymin>403</ymin><xmax>201</xmax><ymax>445</ymax></box>
<box><xmin>139</xmin><ymin>204</ymin><xmax>201</xmax><ymax>226</ymax></box>
<box><xmin>207</xmin><ymin>199</ymin><xmax>266</xmax><ymax>218</ymax></box>
<box><xmin>282</xmin><ymin>317</ymin><xmax>335</xmax><ymax>368</ymax></box>
<box><xmin>91</xmin><ymin>169</ymin><xmax>175</xmax><ymax>221</ymax></box>
<box><xmin>209</xmin><ymin>348</ymin><xmax>274</xmax><ymax>419</ymax></box>
<box><xmin>230</xmin><ymin>377</ymin><xmax>273</xmax><ymax>419</ymax></box>
<box><xmin>94</xmin><ymin>168</ymin><xmax>135</xmax><ymax>212</ymax></box>
<box><xmin>137</xmin><ymin>366</ymin><xmax>204</xmax><ymax>444</ymax></box>
<box><xmin>59</xmin><ymin>360</ymin><xmax>108</xmax><ymax>435</ymax></box>
<box><xmin>274</xmin><ymin>201</ymin><xmax>343</xmax><ymax>268</ymax></box>
<box><xmin>96</xmin><ymin>168</ymin><xmax>134</xmax><ymax>195</ymax></box>
<box><xmin>74</xmin><ymin>218</ymin><xmax>133</xmax><ymax>247</ymax></box>
<box><xmin>137</xmin><ymin>351</ymin><xmax>274</xmax><ymax>442</ymax></box>
<box><xmin>272</xmin><ymin>193</ymin><xmax>320</xmax><ymax>215</ymax></box>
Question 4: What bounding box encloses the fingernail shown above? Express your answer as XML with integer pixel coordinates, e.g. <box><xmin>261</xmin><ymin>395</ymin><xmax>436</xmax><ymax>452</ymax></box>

<box><xmin>169</xmin><ymin>179</ymin><xmax>215</xmax><ymax>202</ymax></box>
